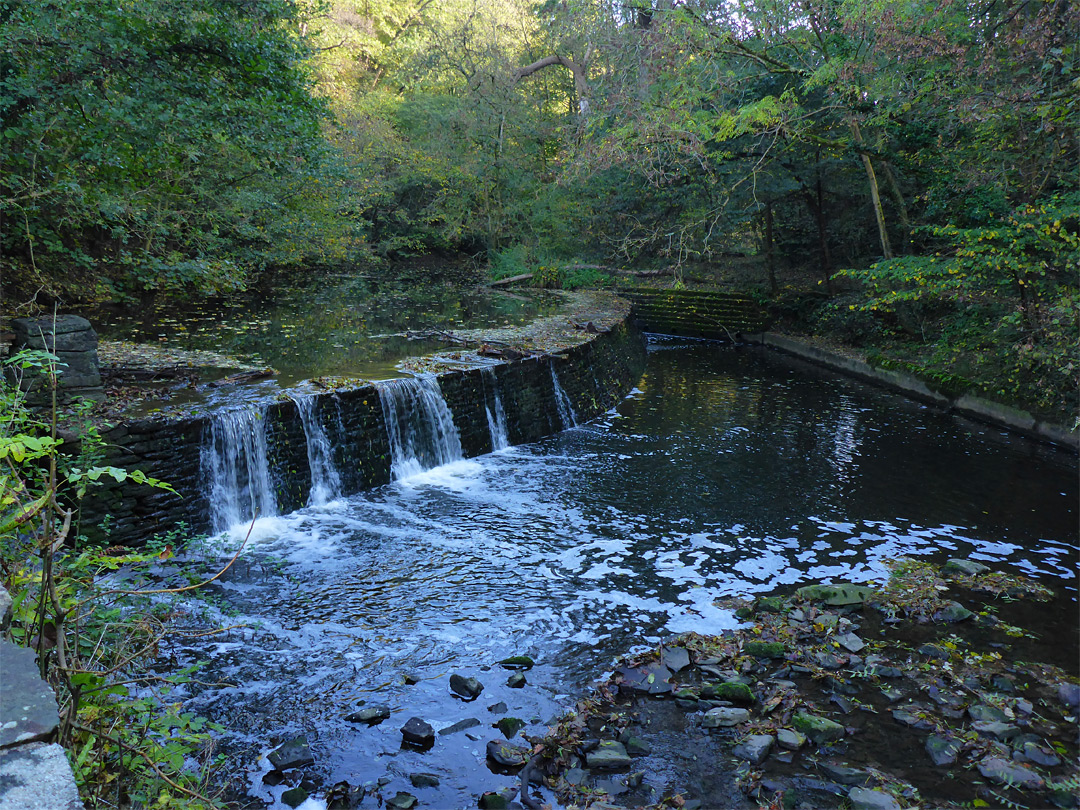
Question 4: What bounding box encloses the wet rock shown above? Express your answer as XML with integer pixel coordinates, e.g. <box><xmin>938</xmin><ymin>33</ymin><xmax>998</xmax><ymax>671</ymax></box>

<box><xmin>401</xmin><ymin>718</ymin><xmax>435</xmax><ymax>748</ymax></box>
<box><xmin>1057</xmin><ymin>682</ymin><xmax>1080</xmax><ymax>709</ymax></box>
<box><xmin>777</xmin><ymin>728</ymin><xmax>807</xmax><ymax>750</ymax></box>
<box><xmin>325</xmin><ymin>780</ymin><xmax>356</xmax><ymax>809</ymax></box>
<box><xmin>1051</xmin><ymin>788</ymin><xmax>1080</xmax><ymax>808</ymax></box>
<box><xmin>268</xmin><ymin>736</ymin><xmax>315</xmax><ymax>770</ymax></box>
<box><xmin>263</xmin><ymin>770</ymin><xmax>286</xmax><ymax>786</ymax></box>
<box><xmin>616</xmin><ymin>661</ymin><xmax>672</xmax><ymax>695</ymax></box>
<box><xmin>282</xmin><ymin>786</ymin><xmax>308</xmax><ymax>808</ymax></box>
<box><xmin>488</xmin><ymin>702</ymin><xmax>508</xmax><ymax>714</ymax></box>
<box><xmin>819</xmin><ymin>762</ymin><xmax>872</xmax><ymax>786</ymax></box>
<box><xmin>796</xmin><ymin>583</ymin><xmax>872</xmax><ymax>606</ymax></box>
<box><xmin>410</xmin><ymin>772</ymin><xmax>441</xmax><ymax>788</ymax></box>
<box><xmin>702</xmin><ymin>707</ymin><xmax>750</xmax><ymax>728</ymax></box>
<box><xmin>744</xmin><ymin>641</ymin><xmax>785</xmax><ymax>659</ymax></box>
<box><xmin>793</xmin><ymin>713</ymin><xmax>845</xmax><ymax>744</ymax></box>
<box><xmin>848</xmin><ymin>786</ymin><xmax>903</xmax><ymax>810</ymax></box>
<box><xmin>403</xmin><ymin>672</ymin><xmax>421</xmax><ymax>685</ymax></box>
<box><xmin>754</xmin><ymin>596</ymin><xmax>786</xmax><ymax>613</ymax></box>
<box><xmin>486</xmin><ymin>739</ymin><xmax>529</xmax><ymax>769</ymax></box>
<box><xmin>623</xmin><ymin>736</ymin><xmax>651</xmax><ymax>757</ymax></box>
<box><xmin>627</xmin><ymin>770</ymin><xmax>645</xmax><ymax>788</ymax></box>
<box><xmin>733</xmin><ymin>734</ymin><xmax>774</xmax><ymax>765</ymax></box>
<box><xmin>495</xmin><ymin>717</ymin><xmax>525</xmax><ymax>739</ymax></box>
<box><xmin>563</xmin><ymin>767</ymin><xmax>588</xmax><ymax>786</ymax></box>
<box><xmin>386</xmin><ymin>791</ymin><xmax>418</xmax><ymax>810</ymax></box>
<box><xmin>891</xmin><ymin>707</ymin><xmax>934</xmax><ymax>730</ymax></box>
<box><xmin>943</xmin><ymin>558</ymin><xmax>989</xmax><ymax>576</ymax></box>
<box><xmin>345</xmin><ymin>705</ymin><xmax>391</xmax><ymax>725</ymax></box>
<box><xmin>917</xmin><ymin>644</ymin><xmax>950</xmax><ymax>661</ymax></box>
<box><xmin>933</xmin><ymin>601</ymin><xmax>974</xmax><ymax>623</ymax></box>
<box><xmin>830</xmin><ymin>695</ymin><xmax>856</xmax><ymax>714</ymax></box>
<box><xmin>825</xmin><ymin>675</ymin><xmax>860</xmax><ymax>695</ymax></box>
<box><xmin>977</xmin><ymin>757</ymin><xmax>1044</xmax><ymax>790</ymax></box>
<box><xmin>1018</xmin><ymin>741</ymin><xmax>1060</xmax><ymax>766</ymax></box>
<box><xmin>971</xmin><ymin>720</ymin><xmax>1018</xmax><ymax>740</ymax></box>
<box><xmin>880</xmin><ymin>686</ymin><xmax>904</xmax><ymax>703</ymax></box>
<box><xmin>586</xmin><ymin>740</ymin><xmax>633</xmax><ymax>770</ymax></box>
<box><xmin>478</xmin><ymin>791</ymin><xmax>511</xmax><ymax>809</ymax></box>
<box><xmin>989</xmin><ymin>674</ymin><xmax>1015</xmax><ymax>693</ymax></box>
<box><xmin>968</xmin><ymin>704</ymin><xmax>1009</xmax><ymax>723</ymax></box>
<box><xmin>815</xmin><ymin>652</ymin><xmax>846</xmax><ymax>669</ymax></box>
<box><xmin>661</xmin><ymin>645</ymin><xmax>692</xmax><ymax>672</ymax></box>
<box><xmin>499</xmin><ymin>655</ymin><xmax>535</xmax><ymax>670</ymax></box>
<box><xmin>868</xmin><ymin>664</ymin><xmax>904</xmax><ymax>679</ymax></box>
<box><xmin>440</xmin><ymin>718</ymin><xmax>481</xmax><ymax>736</ymax></box>
<box><xmin>506</xmin><ymin>673</ymin><xmax>527</xmax><ymax>689</ymax></box>
<box><xmin>836</xmin><ymin>632</ymin><xmax>866</xmax><ymax>653</ymax></box>
<box><xmin>925</xmin><ymin>734</ymin><xmax>962</xmax><ymax>766</ymax></box>
<box><xmin>450</xmin><ymin>674</ymin><xmax>484</xmax><ymax>700</ymax></box>
<box><xmin>703</xmin><ymin>682</ymin><xmax>755</xmax><ymax>704</ymax></box>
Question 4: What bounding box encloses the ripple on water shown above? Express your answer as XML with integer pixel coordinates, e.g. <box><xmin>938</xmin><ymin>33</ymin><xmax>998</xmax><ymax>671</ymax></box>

<box><xmin>152</xmin><ymin>341</ymin><xmax>1078</xmax><ymax>808</ymax></box>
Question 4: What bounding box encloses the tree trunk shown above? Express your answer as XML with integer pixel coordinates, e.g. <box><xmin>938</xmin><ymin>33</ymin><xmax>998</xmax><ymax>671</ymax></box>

<box><xmin>847</xmin><ymin>116</ymin><xmax>894</xmax><ymax>260</ymax></box>
<box><xmin>764</xmin><ymin>202</ymin><xmax>777</xmax><ymax>294</ymax></box>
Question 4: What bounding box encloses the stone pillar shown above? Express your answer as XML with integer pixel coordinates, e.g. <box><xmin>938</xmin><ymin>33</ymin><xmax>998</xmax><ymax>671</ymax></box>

<box><xmin>7</xmin><ymin>315</ymin><xmax>104</xmax><ymax>404</ymax></box>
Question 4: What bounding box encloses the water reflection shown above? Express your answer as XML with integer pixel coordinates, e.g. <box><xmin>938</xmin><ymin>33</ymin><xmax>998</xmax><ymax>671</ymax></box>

<box><xmin>92</xmin><ymin>274</ymin><xmax>563</xmax><ymax>385</ymax></box>
<box><xmin>158</xmin><ymin>338</ymin><xmax>1077</xmax><ymax>807</ymax></box>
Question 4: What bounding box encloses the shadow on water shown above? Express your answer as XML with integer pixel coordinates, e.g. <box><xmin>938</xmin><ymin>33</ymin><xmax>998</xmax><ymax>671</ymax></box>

<box><xmin>150</xmin><ymin>337</ymin><xmax>1077</xmax><ymax>808</ymax></box>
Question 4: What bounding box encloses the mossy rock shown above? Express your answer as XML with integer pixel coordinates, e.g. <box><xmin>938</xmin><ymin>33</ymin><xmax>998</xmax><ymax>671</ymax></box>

<box><xmin>744</xmin><ymin>641</ymin><xmax>785</xmax><ymax>659</ymax></box>
<box><xmin>792</xmin><ymin>712</ymin><xmax>845</xmax><ymax>743</ymax></box>
<box><xmin>703</xmin><ymin>681</ymin><xmax>756</xmax><ymax>704</ymax></box>
<box><xmin>754</xmin><ymin>596</ymin><xmax>786</xmax><ymax>613</ymax></box>
<box><xmin>795</xmin><ymin>583</ymin><xmax>873</xmax><ymax>606</ymax></box>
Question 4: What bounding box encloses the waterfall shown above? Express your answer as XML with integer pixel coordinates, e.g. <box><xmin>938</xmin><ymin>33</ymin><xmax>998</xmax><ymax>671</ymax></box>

<box><xmin>550</xmin><ymin>364</ymin><xmax>578</xmax><ymax>429</ymax></box>
<box><xmin>482</xmin><ymin>368</ymin><xmax>510</xmax><ymax>451</ymax></box>
<box><xmin>291</xmin><ymin>394</ymin><xmax>342</xmax><ymax>506</ymax></box>
<box><xmin>377</xmin><ymin>376</ymin><xmax>463</xmax><ymax>479</ymax></box>
<box><xmin>201</xmin><ymin>405</ymin><xmax>277</xmax><ymax>533</ymax></box>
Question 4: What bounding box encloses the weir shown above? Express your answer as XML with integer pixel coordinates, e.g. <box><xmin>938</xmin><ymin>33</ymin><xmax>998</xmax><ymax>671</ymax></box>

<box><xmin>377</xmin><ymin>376</ymin><xmax>464</xmax><ymax>480</ymax></box>
<box><xmin>200</xmin><ymin>405</ymin><xmax>277</xmax><ymax>534</ymax></box>
<box><xmin>81</xmin><ymin>317</ymin><xmax>648</xmax><ymax>542</ymax></box>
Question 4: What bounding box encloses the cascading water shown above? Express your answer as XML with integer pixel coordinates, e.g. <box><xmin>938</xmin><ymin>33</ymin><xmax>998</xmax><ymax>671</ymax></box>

<box><xmin>290</xmin><ymin>394</ymin><xmax>342</xmax><ymax>505</ymax></box>
<box><xmin>550</xmin><ymin>363</ymin><xmax>578</xmax><ymax>429</ymax></box>
<box><xmin>377</xmin><ymin>376</ymin><xmax>463</xmax><ymax>479</ymax></box>
<box><xmin>201</xmin><ymin>405</ymin><xmax>277</xmax><ymax>533</ymax></box>
<box><xmin>482</xmin><ymin>367</ymin><xmax>510</xmax><ymax>451</ymax></box>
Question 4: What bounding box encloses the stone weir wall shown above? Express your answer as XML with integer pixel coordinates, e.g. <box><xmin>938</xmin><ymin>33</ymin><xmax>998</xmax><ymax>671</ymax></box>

<box><xmin>80</xmin><ymin>319</ymin><xmax>647</xmax><ymax>544</ymax></box>
<box><xmin>620</xmin><ymin>288</ymin><xmax>771</xmax><ymax>339</ymax></box>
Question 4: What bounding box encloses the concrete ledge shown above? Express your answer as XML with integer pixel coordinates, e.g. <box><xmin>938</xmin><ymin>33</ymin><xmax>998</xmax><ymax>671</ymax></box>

<box><xmin>751</xmin><ymin>332</ymin><xmax>1078</xmax><ymax>453</ymax></box>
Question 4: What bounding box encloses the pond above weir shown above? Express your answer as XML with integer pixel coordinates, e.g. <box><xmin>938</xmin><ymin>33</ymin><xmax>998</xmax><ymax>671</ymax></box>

<box><xmin>148</xmin><ymin>337</ymin><xmax>1078</xmax><ymax>809</ymax></box>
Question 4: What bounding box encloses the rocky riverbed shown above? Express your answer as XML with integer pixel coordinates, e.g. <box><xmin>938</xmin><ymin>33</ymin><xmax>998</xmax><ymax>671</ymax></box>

<box><xmin>246</xmin><ymin>558</ymin><xmax>1077</xmax><ymax>810</ymax></box>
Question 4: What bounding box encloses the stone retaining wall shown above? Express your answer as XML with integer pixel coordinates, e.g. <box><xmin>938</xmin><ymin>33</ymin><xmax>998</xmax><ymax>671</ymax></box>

<box><xmin>79</xmin><ymin>319</ymin><xmax>647</xmax><ymax>544</ymax></box>
<box><xmin>754</xmin><ymin>332</ymin><xmax>1078</xmax><ymax>452</ymax></box>
<box><xmin>620</xmin><ymin>288</ymin><xmax>771</xmax><ymax>339</ymax></box>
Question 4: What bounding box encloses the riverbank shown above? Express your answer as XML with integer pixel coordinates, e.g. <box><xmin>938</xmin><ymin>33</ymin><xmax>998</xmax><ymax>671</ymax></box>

<box><xmin>529</xmin><ymin>560</ymin><xmax>1079</xmax><ymax>810</ymax></box>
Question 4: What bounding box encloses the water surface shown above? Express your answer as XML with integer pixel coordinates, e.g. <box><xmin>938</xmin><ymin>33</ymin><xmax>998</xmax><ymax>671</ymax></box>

<box><xmin>158</xmin><ymin>338</ymin><xmax>1078</xmax><ymax>807</ymax></box>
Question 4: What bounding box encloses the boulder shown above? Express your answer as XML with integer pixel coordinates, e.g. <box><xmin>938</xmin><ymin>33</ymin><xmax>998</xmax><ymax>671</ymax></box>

<box><xmin>450</xmin><ymin>674</ymin><xmax>484</xmax><ymax>700</ymax></box>
<box><xmin>848</xmin><ymin>787</ymin><xmax>903</xmax><ymax>810</ymax></box>
<box><xmin>977</xmin><ymin>757</ymin><xmax>1044</xmax><ymax>790</ymax></box>
<box><xmin>702</xmin><ymin>707</ymin><xmax>750</xmax><ymax>728</ymax></box>
<box><xmin>585</xmin><ymin>740</ymin><xmax>633</xmax><ymax>770</ymax></box>
<box><xmin>925</xmin><ymin>735</ymin><xmax>961</xmax><ymax>766</ymax></box>
<box><xmin>792</xmin><ymin>713</ymin><xmax>845</xmax><ymax>744</ymax></box>
<box><xmin>777</xmin><ymin>728</ymin><xmax>806</xmax><ymax>750</ymax></box>
<box><xmin>732</xmin><ymin>735</ymin><xmax>774</xmax><ymax>765</ymax></box>
<box><xmin>703</xmin><ymin>682</ymin><xmax>755</xmax><ymax>704</ymax></box>
<box><xmin>267</xmin><ymin>736</ymin><xmax>314</xmax><ymax>770</ymax></box>
<box><xmin>401</xmin><ymin>717</ymin><xmax>435</xmax><ymax>747</ymax></box>
<box><xmin>943</xmin><ymin>559</ymin><xmax>990</xmax><ymax>576</ymax></box>
<box><xmin>796</xmin><ymin>583</ymin><xmax>873</xmax><ymax>606</ymax></box>
<box><xmin>345</xmin><ymin>705</ymin><xmax>391</xmax><ymax>725</ymax></box>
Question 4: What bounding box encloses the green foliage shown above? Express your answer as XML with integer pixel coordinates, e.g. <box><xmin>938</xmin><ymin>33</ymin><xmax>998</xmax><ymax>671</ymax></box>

<box><xmin>1</xmin><ymin>0</ymin><xmax>357</xmax><ymax>302</ymax></box>
<box><xmin>1</xmin><ymin>351</ymin><xmax>224</xmax><ymax>807</ymax></box>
